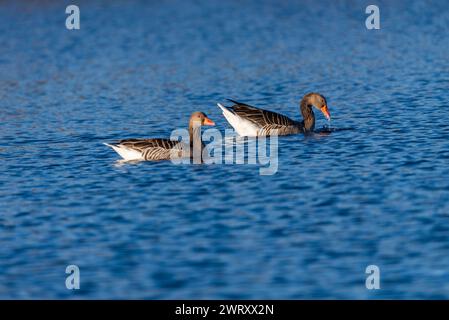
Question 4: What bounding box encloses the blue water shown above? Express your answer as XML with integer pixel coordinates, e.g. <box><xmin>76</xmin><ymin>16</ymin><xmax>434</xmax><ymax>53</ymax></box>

<box><xmin>1</xmin><ymin>0</ymin><xmax>449</xmax><ymax>299</ymax></box>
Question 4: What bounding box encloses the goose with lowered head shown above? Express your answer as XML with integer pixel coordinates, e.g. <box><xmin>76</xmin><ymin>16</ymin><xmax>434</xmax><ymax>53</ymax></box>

<box><xmin>217</xmin><ymin>92</ymin><xmax>331</xmax><ymax>136</ymax></box>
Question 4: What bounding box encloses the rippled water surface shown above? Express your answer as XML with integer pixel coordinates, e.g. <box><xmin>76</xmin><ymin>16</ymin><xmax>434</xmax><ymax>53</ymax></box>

<box><xmin>1</xmin><ymin>0</ymin><xmax>449</xmax><ymax>299</ymax></box>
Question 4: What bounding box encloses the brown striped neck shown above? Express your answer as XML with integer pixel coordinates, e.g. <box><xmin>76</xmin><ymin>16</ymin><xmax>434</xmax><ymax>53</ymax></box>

<box><xmin>300</xmin><ymin>99</ymin><xmax>315</xmax><ymax>132</ymax></box>
<box><xmin>189</xmin><ymin>124</ymin><xmax>203</xmax><ymax>163</ymax></box>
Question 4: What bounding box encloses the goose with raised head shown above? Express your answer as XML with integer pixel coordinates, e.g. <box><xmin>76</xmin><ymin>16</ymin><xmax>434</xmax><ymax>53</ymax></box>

<box><xmin>104</xmin><ymin>112</ymin><xmax>215</xmax><ymax>162</ymax></box>
<box><xmin>217</xmin><ymin>92</ymin><xmax>331</xmax><ymax>136</ymax></box>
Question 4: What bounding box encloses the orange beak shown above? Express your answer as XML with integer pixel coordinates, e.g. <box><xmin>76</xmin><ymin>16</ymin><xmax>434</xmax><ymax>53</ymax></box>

<box><xmin>321</xmin><ymin>105</ymin><xmax>331</xmax><ymax>121</ymax></box>
<box><xmin>203</xmin><ymin>117</ymin><xmax>215</xmax><ymax>126</ymax></box>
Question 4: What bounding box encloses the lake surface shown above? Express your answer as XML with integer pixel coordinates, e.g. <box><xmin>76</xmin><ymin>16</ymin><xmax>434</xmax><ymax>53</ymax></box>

<box><xmin>1</xmin><ymin>0</ymin><xmax>449</xmax><ymax>299</ymax></box>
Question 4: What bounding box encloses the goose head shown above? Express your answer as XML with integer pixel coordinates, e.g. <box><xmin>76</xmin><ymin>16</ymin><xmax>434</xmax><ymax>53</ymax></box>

<box><xmin>189</xmin><ymin>111</ymin><xmax>215</xmax><ymax>129</ymax></box>
<box><xmin>302</xmin><ymin>92</ymin><xmax>331</xmax><ymax>121</ymax></box>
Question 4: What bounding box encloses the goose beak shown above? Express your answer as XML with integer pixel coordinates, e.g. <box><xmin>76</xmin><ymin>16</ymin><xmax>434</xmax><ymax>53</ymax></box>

<box><xmin>203</xmin><ymin>117</ymin><xmax>215</xmax><ymax>126</ymax></box>
<box><xmin>321</xmin><ymin>105</ymin><xmax>331</xmax><ymax>121</ymax></box>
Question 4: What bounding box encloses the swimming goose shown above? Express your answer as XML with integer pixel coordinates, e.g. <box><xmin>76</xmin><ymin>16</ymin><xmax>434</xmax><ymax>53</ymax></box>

<box><xmin>217</xmin><ymin>92</ymin><xmax>331</xmax><ymax>136</ymax></box>
<box><xmin>104</xmin><ymin>112</ymin><xmax>215</xmax><ymax>162</ymax></box>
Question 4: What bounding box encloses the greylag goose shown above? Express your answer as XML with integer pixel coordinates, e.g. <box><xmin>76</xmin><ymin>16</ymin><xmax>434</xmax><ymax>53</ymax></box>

<box><xmin>104</xmin><ymin>112</ymin><xmax>215</xmax><ymax>162</ymax></box>
<box><xmin>217</xmin><ymin>92</ymin><xmax>331</xmax><ymax>136</ymax></box>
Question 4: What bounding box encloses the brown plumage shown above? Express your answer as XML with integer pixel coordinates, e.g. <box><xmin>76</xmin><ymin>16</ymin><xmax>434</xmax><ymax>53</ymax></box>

<box><xmin>105</xmin><ymin>112</ymin><xmax>215</xmax><ymax>162</ymax></box>
<box><xmin>116</xmin><ymin>138</ymin><xmax>184</xmax><ymax>161</ymax></box>
<box><xmin>218</xmin><ymin>93</ymin><xmax>331</xmax><ymax>136</ymax></box>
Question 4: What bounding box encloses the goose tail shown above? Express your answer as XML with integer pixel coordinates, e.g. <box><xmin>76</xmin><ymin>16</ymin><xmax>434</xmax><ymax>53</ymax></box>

<box><xmin>104</xmin><ymin>142</ymin><xmax>143</xmax><ymax>160</ymax></box>
<box><xmin>217</xmin><ymin>103</ymin><xmax>258</xmax><ymax>137</ymax></box>
<box><xmin>103</xmin><ymin>142</ymin><xmax>116</xmax><ymax>148</ymax></box>
<box><xmin>217</xmin><ymin>103</ymin><xmax>233</xmax><ymax>114</ymax></box>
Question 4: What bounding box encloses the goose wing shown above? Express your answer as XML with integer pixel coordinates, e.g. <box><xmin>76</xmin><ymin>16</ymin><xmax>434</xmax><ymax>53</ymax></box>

<box><xmin>114</xmin><ymin>138</ymin><xmax>184</xmax><ymax>161</ymax></box>
<box><xmin>119</xmin><ymin>138</ymin><xmax>180</xmax><ymax>151</ymax></box>
<box><xmin>225</xmin><ymin>99</ymin><xmax>301</xmax><ymax>136</ymax></box>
